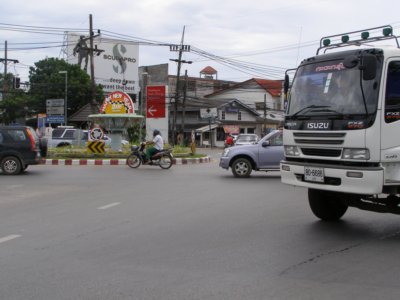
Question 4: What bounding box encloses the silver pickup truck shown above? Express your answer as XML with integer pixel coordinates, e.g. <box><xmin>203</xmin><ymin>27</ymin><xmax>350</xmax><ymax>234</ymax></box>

<box><xmin>219</xmin><ymin>129</ymin><xmax>284</xmax><ymax>177</ymax></box>
<box><xmin>47</xmin><ymin>127</ymin><xmax>85</xmax><ymax>148</ymax></box>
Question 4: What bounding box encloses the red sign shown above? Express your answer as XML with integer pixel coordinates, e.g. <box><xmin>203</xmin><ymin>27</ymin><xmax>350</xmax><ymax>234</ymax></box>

<box><xmin>146</xmin><ymin>86</ymin><xmax>166</xmax><ymax>118</ymax></box>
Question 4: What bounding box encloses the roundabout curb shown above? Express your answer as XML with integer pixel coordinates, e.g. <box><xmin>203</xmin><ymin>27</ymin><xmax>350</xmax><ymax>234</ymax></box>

<box><xmin>40</xmin><ymin>156</ymin><xmax>211</xmax><ymax>166</ymax></box>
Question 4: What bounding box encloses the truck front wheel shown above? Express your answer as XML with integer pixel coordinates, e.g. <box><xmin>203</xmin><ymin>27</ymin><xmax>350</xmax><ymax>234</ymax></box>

<box><xmin>308</xmin><ymin>189</ymin><xmax>348</xmax><ymax>221</ymax></box>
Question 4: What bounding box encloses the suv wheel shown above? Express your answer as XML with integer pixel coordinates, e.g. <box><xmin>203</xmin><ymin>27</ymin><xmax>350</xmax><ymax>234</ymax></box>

<box><xmin>231</xmin><ymin>158</ymin><xmax>252</xmax><ymax>178</ymax></box>
<box><xmin>1</xmin><ymin>156</ymin><xmax>22</xmax><ymax>175</ymax></box>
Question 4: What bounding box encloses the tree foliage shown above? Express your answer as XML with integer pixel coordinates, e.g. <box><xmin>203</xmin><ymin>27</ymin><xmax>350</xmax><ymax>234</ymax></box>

<box><xmin>28</xmin><ymin>58</ymin><xmax>103</xmax><ymax>117</ymax></box>
<box><xmin>0</xmin><ymin>73</ymin><xmax>30</xmax><ymax>124</ymax></box>
<box><xmin>0</xmin><ymin>58</ymin><xmax>105</xmax><ymax>125</ymax></box>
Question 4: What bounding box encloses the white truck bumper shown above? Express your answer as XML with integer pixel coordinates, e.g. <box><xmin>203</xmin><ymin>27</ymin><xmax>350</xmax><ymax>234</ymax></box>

<box><xmin>280</xmin><ymin>160</ymin><xmax>384</xmax><ymax>195</ymax></box>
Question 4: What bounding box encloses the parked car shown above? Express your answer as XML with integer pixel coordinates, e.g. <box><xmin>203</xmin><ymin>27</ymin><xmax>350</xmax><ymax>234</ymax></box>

<box><xmin>234</xmin><ymin>134</ymin><xmax>259</xmax><ymax>146</ymax></box>
<box><xmin>219</xmin><ymin>130</ymin><xmax>283</xmax><ymax>177</ymax></box>
<box><xmin>82</xmin><ymin>130</ymin><xmax>129</xmax><ymax>146</ymax></box>
<box><xmin>47</xmin><ymin>126</ymin><xmax>85</xmax><ymax>148</ymax></box>
<box><xmin>0</xmin><ymin>125</ymin><xmax>46</xmax><ymax>175</ymax></box>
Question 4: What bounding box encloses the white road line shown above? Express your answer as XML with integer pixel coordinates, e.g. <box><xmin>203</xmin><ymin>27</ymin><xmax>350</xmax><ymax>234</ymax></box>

<box><xmin>97</xmin><ymin>202</ymin><xmax>121</xmax><ymax>210</ymax></box>
<box><xmin>0</xmin><ymin>235</ymin><xmax>21</xmax><ymax>244</ymax></box>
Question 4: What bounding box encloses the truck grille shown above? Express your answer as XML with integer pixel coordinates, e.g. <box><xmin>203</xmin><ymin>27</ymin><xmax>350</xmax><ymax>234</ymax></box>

<box><xmin>293</xmin><ymin>132</ymin><xmax>345</xmax><ymax>157</ymax></box>
<box><xmin>301</xmin><ymin>148</ymin><xmax>342</xmax><ymax>157</ymax></box>
<box><xmin>293</xmin><ymin>132</ymin><xmax>345</xmax><ymax>145</ymax></box>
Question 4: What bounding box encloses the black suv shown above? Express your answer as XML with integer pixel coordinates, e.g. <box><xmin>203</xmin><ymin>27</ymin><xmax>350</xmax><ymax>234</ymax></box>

<box><xmin>0</xmin><ymin>126</ymin><xmax>47</xmax><ymax>175</ymax></box>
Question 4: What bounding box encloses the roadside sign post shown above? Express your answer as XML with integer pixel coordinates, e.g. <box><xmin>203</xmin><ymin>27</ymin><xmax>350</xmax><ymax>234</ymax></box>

<box><xmin>200</xmin><ymin>108</ymin><xmax>217</xmax><ymax>149</ymax></box>
<box><xmin>46</xmin><ymin>98</ymin><xmax>65</xmax><ymax>125</ymax></box>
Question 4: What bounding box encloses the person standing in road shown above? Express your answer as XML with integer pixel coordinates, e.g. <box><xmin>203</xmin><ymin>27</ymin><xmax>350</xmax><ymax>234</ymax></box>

<box><xmin>225</xmin><ymin>134</ymin><xmax>234</xmax><ymax>147</ymax></box>
<box><xmin>145</xmin><ymin>129</ymin><xmax>164</xmax><ymax>162</ymax></box>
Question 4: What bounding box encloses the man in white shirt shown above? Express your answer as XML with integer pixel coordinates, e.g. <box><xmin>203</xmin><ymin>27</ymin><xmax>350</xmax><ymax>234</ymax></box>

<box><xmin>145</xmin><ymin>129</ymin><xmax>164</xmax><ymax>162</ymax></box>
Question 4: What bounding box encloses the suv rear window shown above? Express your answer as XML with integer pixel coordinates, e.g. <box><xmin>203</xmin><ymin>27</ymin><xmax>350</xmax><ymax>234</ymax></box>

<box><xmin>3</xmin><ymin>129</ymin><xmax>27</xmax><ymax>142</ymax></box>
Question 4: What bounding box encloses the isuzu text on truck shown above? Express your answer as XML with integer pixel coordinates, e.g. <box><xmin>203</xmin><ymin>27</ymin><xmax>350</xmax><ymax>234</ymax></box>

<box><xmin>280</xmin><ymin>25</ymin><xmax>400</xmax><ymax>221</ymax></box>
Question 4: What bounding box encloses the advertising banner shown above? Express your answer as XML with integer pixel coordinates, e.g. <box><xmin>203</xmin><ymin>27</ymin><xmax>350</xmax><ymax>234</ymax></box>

<box><xmin>66</xmin><ymin>33</ymin><xmax>139</xmax><ymax>95</ymax></box>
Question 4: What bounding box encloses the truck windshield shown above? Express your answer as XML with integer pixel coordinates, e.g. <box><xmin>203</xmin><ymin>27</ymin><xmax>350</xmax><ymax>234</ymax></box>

<box><xmin>287</xmin><ymin>59</ymin><xmax>379</xmax><ymax>118</ymax></box>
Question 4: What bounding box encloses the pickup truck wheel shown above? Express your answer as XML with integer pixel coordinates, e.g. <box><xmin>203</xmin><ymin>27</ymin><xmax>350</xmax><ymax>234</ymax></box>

<box><xmin>1</xmin><ymin>156</ymin><xmax>22</xmax><ymax>175</ymax></box>
<box><xmin>308</xmin><ymin>189</ymin><xmax>348</xmax><ymax>221</ymax></box>
<box><xmin>231</xmin><ymin>158</ymin><xmax>252</xmax><ymax>178</ymax></box>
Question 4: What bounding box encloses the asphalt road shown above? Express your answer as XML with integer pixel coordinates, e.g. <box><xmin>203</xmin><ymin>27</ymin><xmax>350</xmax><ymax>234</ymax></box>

<box><xmin>1</xmin><ymin>160</ymin><xmax>400</xmax><ymax>299</ymax></box>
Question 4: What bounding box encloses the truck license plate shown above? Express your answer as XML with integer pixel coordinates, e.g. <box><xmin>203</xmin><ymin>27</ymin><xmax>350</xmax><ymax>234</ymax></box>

<box><xmin>304</xmin><ymin>166</ymin><xmax>324</xmax><ymax>183</ymax></box>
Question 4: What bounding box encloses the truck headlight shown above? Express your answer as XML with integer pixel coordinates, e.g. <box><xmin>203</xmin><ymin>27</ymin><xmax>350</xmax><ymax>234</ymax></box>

<box><xmin>342</xmin><ymin>148</ymin><xmax>370</xmax><ymax>160</ymax></box>
<box><xmin>284</xmin><ymin>145</ymin><xmax>300</xmax><ymax>157</ymax></box>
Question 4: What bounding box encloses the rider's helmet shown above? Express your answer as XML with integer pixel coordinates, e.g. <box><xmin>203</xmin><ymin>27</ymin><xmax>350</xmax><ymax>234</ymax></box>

<box><xmin>153</xmin><ymin>129</ymin><xmax>160</xmax><ymax>137</ymax></box>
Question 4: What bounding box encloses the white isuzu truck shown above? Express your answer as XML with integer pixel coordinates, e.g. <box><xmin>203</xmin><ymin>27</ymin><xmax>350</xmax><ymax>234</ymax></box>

<box><xmin>280</xmin><ymin>25</ymin><xmax>400</xmax><ymax>220</ymax></box>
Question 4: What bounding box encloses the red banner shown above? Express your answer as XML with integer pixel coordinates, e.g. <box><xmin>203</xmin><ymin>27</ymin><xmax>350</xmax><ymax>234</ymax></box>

<box><xmin>146</xmin><ymin>86</ymin><xmax>166</xmax><ymax>118</ymax></box>
<box><xmin>223</xmin><ymin>125</ymin><xmax>240</xmax><ymax>134</ymax></box>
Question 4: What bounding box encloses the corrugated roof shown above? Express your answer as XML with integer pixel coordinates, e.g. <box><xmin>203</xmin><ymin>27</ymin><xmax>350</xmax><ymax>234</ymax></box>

<box><xmin>253</xmin><ymin>78</ymin><xmax>282</xmax><ymax>97</ymax></box>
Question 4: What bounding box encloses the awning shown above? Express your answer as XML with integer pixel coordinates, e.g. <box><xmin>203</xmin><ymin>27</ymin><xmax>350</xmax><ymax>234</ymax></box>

<box><xmin>196</xmin><ymin>124</ymin><xmax>219</xmax><ymax>132</ymax></box>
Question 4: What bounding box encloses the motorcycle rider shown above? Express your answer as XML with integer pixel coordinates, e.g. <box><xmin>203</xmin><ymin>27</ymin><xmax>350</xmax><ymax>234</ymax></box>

<box><xmin>145</xmin><ymin>129</ymin><xmax>164</xmax><ymax>163</ymax></box>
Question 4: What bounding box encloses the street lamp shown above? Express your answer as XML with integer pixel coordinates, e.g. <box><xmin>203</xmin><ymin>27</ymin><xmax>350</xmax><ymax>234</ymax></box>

<box><xmin>58</xmin><ymin>71</ymin><xmax>68</xmax><ymax>126</ymax></box>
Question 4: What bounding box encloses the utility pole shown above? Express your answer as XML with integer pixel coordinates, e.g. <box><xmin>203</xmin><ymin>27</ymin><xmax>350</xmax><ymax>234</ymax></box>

<box><xmin>180</xmin><ymin>69</ymin><xmax>188</xmax><ymax>144</ymax></box>
<box><xmin>77</xmin><ymin>14</ymin><xmax>103</xmax><ymax>114</ymax></box>
<box><xmin>139</xmin><ymin>72</ymin><xmax>148</xmax><ymax>142</ymax></box>
<box><xmin>169</xmin><ymin>26</ymin><xmax>191</xmax><ymax>145</ymax></box>
<box><xmin>263</xmin><ymin>94</ymin><xmax>267</xmax><ymax>136</ymax></box>
<box><xmin>1</xmin><ymin>41</ymin><xmax>19</xmax><ymax>93</ymax></box>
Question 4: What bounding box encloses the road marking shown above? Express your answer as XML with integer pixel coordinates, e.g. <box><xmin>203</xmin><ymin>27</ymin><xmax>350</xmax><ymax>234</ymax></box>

<box><xmin>97</xmin><ymin>202</ymin><xmax>121</xmax><ymax>210</ymax></box>
<box><xmin>0</xmin><ymin>235</ymin><xmax>21</xmax><ymax>244</ymax></box>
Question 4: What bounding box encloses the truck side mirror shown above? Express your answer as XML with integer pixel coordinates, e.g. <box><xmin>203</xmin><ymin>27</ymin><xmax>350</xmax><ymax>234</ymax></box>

<box><xmin>343</xmin><ymin>55</ymin><xmax>359</xmax><ymax>69</ymax></box>
<box><xmin>284</xmin><ymin>74</ymin><xmax>289</xmax><ymax>94</ymax></box>
<box><xmin>361</xmin><ymin>54</ymin><xmax>377</xmax><ymax>80</ymax></box>
<box><xmin>262</xmin><ymin>141</ymin><xmax>270</xmax><ymax>147</ymax></box>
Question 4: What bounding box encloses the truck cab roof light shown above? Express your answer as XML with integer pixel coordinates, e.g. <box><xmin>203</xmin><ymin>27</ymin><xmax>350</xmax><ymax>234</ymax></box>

<box><xmin>317</xmin><ymin>25</ymin><xmax>399</xmax><ymax>54</ymax></box>
<box><xmin>361</xmin><ymin>31</ymin><xmax>370</xmax><ymax>40</ymax></box>
<box><xmin>383</xmin><ymin>27</ymin><xmax>392</xmax><ymax>36</ymax></box>
<box><xmin>323</xmin><ymin>39</ymin><xmax>331</xmax><ymax>47</ymax></box>
<box><xmin>341</xmin><ymin>35</ymin><xmax>349</xmax><ymax>43</ymax></box>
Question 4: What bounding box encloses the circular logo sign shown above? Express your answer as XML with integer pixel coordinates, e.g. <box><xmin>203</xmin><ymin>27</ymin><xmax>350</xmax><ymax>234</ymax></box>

<box><xmin>90</xmin><ymin>128</ymin><xmax>104</xmax><ymax>141</ymax></box>
<box><xmin>100</xmin><ymin>91</ymin><xmax>135</xmax><ymax>114</ymax></box>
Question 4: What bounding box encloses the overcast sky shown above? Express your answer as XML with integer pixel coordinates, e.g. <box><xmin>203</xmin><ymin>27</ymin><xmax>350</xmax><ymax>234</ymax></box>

<box><xmin>2</xmin><ymin>0</ymin><xmax>400</xmax><ymax>83</ymax></box>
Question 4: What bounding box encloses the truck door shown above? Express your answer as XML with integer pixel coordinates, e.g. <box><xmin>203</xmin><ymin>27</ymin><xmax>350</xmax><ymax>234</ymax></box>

<box><xmin>381</xmin><ymin>60</ymin><xmax>400</xmax><ymax>156</ymax></box>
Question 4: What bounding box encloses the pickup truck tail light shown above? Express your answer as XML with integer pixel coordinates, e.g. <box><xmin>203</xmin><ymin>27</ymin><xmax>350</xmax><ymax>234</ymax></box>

<box><xmin>26</xmin><ymin>128</ymin><xmax>36</xmax><ymax>151</ymax></box>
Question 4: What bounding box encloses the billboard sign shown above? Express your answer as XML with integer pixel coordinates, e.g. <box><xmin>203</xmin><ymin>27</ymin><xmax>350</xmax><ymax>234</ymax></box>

<box><xmin>66</xmin><ymin>33</ymin><xmax>139</xmax><ymax>94</ymax></box>
<box><xmin>146</xmin><ymin>86</ymin><xmax>166</xmax><ymax>118</ymax></box>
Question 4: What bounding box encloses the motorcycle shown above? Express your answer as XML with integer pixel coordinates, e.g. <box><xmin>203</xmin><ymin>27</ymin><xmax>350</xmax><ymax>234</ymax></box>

<box><xmin>126</xmin><ymin>142</ymin><xmax>173</xmax><ymax>169</ymax></box>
